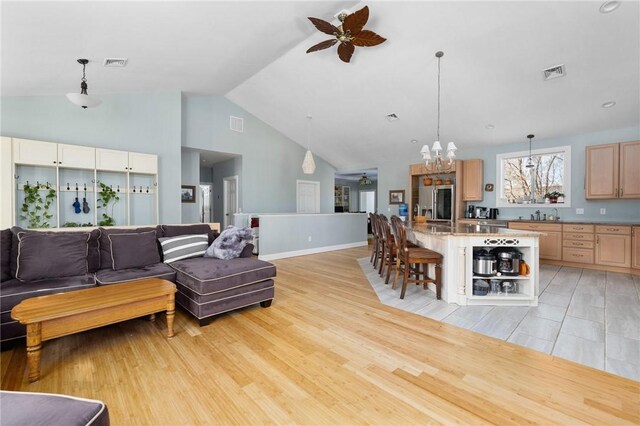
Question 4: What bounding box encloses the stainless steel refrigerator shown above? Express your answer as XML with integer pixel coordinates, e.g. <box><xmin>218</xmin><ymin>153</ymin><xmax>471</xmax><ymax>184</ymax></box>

<box><xmin>418</xmin><ymin>184</ymin><xmax>455</xmax><ymax>224</ymax></box>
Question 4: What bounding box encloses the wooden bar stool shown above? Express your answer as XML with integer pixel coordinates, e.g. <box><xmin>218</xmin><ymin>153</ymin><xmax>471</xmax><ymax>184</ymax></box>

<box><xmin>378</xmin><ymin>217</ymin><xmax>398</xmax><ymax>284</ymax></box>
<box><xmin>390</xmin><ymin>216</ymin><xmax>442</xmax><ymax>300</ymax></box>
<box><xmin>369</xmin><ymin>213</ymin><xmax>380</xmax><ymax>266</ymax></box>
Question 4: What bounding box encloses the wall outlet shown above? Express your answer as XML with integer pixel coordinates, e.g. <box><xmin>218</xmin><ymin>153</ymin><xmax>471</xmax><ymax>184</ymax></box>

<box><xmin>387</xmin><ymin>207</ymin><xmax>391</xmax><ymax>212</ymax></box>
<box><xmin>308</xmin><ymin>236</ymin><xmax>312</xmax><ymax>242</ymax></box>
<box><xmin>600</xmin><ymin>208</ymin><xmax>606</xmax><ymax>215</ymax></box>
<box><xmin>576</xmin><ymin>208</ymin><xmax>584</xmax><ymax>215</ymax></box>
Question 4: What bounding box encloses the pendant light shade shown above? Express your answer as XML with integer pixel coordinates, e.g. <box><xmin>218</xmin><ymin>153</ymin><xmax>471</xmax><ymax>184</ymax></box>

<box><xmin>526</xmin><ymin>134</ymin><xmax>535</xmax><ymax>168</ymax></box>
<box><xmin>66</xmin><ymin>59</ymin><xmax>102</xmax><ymax>109</ymax></box>
<box><xmin>302</xmin><ymin>150</ymin><xmax>316</xmax><ymax>174</ymax></box>
<box><xmin>302</xmin><ymin>115</ymin><xmax>316</xmax><ymax>174</ymax></box>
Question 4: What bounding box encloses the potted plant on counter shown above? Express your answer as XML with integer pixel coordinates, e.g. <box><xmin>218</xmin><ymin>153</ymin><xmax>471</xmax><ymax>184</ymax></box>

<box><xmin>545</xmin><ymin>191</ymin><xmax>564</xmax><ymax>203</ymax></box>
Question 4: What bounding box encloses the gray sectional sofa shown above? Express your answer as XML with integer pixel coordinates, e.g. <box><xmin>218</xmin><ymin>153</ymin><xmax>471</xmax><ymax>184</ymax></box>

<box><xmin>0</xmin><ymin>223</ymin><xmax>276</xmax><ymax>348</ymax></box>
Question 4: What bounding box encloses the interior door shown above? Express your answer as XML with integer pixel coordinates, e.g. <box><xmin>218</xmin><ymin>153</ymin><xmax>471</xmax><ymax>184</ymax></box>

<box><xmin>200</xmin><ymin>184</ymin><xmax>212</xmax><ymax>223</ymax></box>
<box><xmin>297</xmin><ymin>180</ymin><xmax>320</xmax><ymax>213</ymax></box>
<box><xmin>223</xmin><ymin>176</ymin><xmax>238</xmax><ymax>228</ymax></box>
<box><xmin>359</xmin><ymin>190</ymin><xmax>375</xmax><ymax>214</ymax></box>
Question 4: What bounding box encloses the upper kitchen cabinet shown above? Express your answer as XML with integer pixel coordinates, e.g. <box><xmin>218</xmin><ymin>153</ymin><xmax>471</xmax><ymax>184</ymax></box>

<box><xmin>585</xmin><ymin>141</ymin><xmax>640</xmax><ymax>199</ymax></box>
<box><xmin>128</xmin><ymin>152</ymin><xmax>158</xmax><ymax>174</ymax></box>
<box><xmin>96</xmin><ymin>148</ymin><xmax>129</xmax><ymax>172</ymax></box>
<box><xmin>57</xmin><ymin>144</ymin><xmax>95</xmax><ymax>169</ymax></box>
<box><xmin>12</xmin><ymin>138</ymin><xmax>58</xmax><ymax>167</ymax></box>
<box><xmin>462</xmin><ymin>159</ymin><xmax>483</xmax><ymax>201</ymax></box>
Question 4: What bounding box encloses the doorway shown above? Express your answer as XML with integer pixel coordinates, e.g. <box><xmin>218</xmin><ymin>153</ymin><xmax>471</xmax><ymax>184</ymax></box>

<box><xmin>359</xmin><ymin>190</ymin><xmax>376</xmax><ymax>214</ymax></box>
<box><xmin>199</xmin><ymin>184</ymin><xmax>212</xmax><ymax>223</ymax></box>
<box><xmin>223</xmin><ymin>176</ymin><xmax>238</xmax><ymax>228</ymax></box>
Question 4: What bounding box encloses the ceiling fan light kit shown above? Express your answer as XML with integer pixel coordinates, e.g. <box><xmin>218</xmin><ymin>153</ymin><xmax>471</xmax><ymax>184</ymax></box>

<box><xmin>358</xmin><ymin>174</ymin><xmax>372</xmax><ymax>186</ymax></box>
<box><xmin>66</xmin><ymin>59</ymin><xmax>102</xmax><ymax>109</ymax></box>
<box><xmin>421</xmin><ymin>51</ymin><xmax>456</xmax><ymax>169</ymax></box>
<box><xmin>306</xmin><ymin>5</ymin><xmax>386</xmax><ymax>63</ymax></box>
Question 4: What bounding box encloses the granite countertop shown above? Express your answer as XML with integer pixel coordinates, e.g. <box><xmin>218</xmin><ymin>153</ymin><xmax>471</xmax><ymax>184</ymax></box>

<box><xmin>408</xmin><ymin>223</ymin><xmax>541</xmax><ymax>237</ymax></box>
<box><xmin>504</xmin><ymin>219</ymin><xmax>639</xmax><ymax>226</ymax></box>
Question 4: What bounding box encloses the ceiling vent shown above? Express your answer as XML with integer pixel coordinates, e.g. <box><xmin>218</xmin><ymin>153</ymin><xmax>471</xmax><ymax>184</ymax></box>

<box><xmin>103</xmin><ymin>58</ymin><xmax>128</xmax><ymax>67</ymax></box>
<box><xmin>542</xmin><ymin>64</ymin><xmax>566</xmax><ymax>81</ymax></box>
<box><xmin>230</xmin><ymin>116</ymin><xmax>244</xmax><ymax>133</ymax></box>
<box><xmin>385</xmin><ymin>113</ymin><xmax>399</xmax><ymax>122</ymax></box>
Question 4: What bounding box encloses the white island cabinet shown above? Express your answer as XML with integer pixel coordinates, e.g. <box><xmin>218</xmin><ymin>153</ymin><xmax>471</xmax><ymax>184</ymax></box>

<box><xmin>407</xmin><ymin>223</ymin><xmax>541</xmax><ymax>306</ymax></box>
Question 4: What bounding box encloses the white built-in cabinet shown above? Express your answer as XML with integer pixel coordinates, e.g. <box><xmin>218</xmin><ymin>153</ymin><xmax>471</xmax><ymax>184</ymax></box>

<box><xmin>0</xmin><ymin>137</ymin><xmax>159</xmax><ymax>229</ymax></box>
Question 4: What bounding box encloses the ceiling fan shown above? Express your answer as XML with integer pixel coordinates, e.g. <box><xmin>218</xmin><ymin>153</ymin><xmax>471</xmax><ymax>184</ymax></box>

<box><xmin>306</xmin><ymin>5</ymin><xmax>386</xmax><ymax>63</ymax></box>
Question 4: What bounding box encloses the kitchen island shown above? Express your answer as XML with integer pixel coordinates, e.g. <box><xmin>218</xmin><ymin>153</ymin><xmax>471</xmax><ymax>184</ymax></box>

<box><xmin>407</xmin><ymin>223</ymin><xmax>541</xmax><ymax>306</ymax></box>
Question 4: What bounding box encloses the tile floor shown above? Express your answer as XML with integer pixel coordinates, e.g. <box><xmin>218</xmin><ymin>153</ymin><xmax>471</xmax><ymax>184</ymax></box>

<box><xmin>358</xmin><ymin>258</ymin><xmax>640</xmax><ymax>382</ymax></box>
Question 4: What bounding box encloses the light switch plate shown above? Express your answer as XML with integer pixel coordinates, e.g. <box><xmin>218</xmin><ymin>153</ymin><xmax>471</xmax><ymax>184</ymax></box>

<box><xmin>600</xmin><ymin>208</ymin><xmax>606</xmax><ymax>215</ymax></box>
<box><xmin>576</xmin><ymin>208</ymin><xmax>584</xmax><ymax>215</ymax></box>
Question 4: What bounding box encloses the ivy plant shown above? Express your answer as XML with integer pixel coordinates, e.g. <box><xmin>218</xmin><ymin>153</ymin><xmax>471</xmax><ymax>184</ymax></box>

<box><xmin>20</xmin><ymin>182</ymin><xmax>56</xmax><ymax>228</ymax></box>
<box><xmin>97</xmin><ymin>182</ymin><xmax>120</xmax><ymax>226</ymax></box>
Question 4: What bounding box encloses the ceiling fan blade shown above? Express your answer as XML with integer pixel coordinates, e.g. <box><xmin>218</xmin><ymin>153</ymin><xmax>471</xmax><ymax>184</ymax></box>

<box><xmin>308</xmin><ymin>17</ymin><xmax>339</xmax><ymax>35</ymax></box>
<box><xmin>342</xmin><ymin>5</ymin><xmax>369</xmax><ymax>35</ymax></box>
<box><xmin>351</xmin><ymin>30</ymin><xmax>387</xmax><ymax>47</ymax></box>
<box><xmin>337</xmin><ymin>42</ymin><xmax>355</xmax><ymax>63</ymax></box>
<box><xmin>306</xmin><ymin>39</ymin><xmax>338</xmax><ymax>54</ymax></box>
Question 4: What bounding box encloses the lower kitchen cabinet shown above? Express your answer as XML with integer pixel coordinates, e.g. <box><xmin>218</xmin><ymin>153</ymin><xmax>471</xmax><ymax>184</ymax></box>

<box><xmin>508</xmin><ymin>222</ymin><xmax>562</xmax><ymax>260</ymax></box>
<box><xmin>595</xmin><ymin>226</ymin><xmax>632</xmax><ymax>268</ymax></box>
<box><xmin>632</xmin><ymin>226</ymin><xmax>640</xmax><ymax>269</ymax></box>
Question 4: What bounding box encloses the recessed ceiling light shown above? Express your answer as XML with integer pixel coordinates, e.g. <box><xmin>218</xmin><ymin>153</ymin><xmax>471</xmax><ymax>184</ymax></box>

<box><xmin>411</xmin><ymin>139</ymin><xmax>417</xmax><ymax>144</ymax></box>
<box><xmin>485</xmin><ymin>124</ymin><xmax>495</xmax><ymax>130</ymax></box>
<box><xmin>601</xmin><ymin>101</ymin><xmax>616</xmax><ymax>108</ymax></box>
<box><xmin>599</xmin><ymin>1</ymin><xmax>621</xmax><ymax>13</ymax></box>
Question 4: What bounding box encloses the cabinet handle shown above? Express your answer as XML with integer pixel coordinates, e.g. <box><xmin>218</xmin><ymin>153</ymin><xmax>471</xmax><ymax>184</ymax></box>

<box><xmin>596</xmin><ymin>236</ymin><xmax>600</xmax><ymax>244</ymax></box>
<box><xmin>620</xmin><ymin>188</ymin><xmax>624</xmax><ymax>196</ymax></box>
<box><xmin>615</xmin><ymin>188</ymin><xmax>619</xmax><ymax>197</ymax></box>
<box><xmin>58</xmin><ymin>161</ymin><xmax>62</xmax><ymax>164</ymax></box>
<box><xmin>53</xmin><ymin>161</ymin><xmax>57</xmax><ymax>164</ymax></box>
<box><xmin>575</xmin><ymin>227</ymin><xmax>583</xmax><ymax>230</ymax></box>
<box><xmin>606</xmin><ymin>228</ymin><xmax>617</xmax><ymax>232</ymax></box>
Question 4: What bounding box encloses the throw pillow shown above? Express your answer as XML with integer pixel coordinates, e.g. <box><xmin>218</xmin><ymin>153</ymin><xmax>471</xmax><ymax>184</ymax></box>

<box><xmin>205</xmin><ymin>226</ymin><xmax>253</xmax><ymax>260</ymax></box>
<box><xmin>98</xmin><ymin>227</ymin><xmax>157</xmax><ymax>269</ymax></box>
<box><xmin>161</xmin><ymin>224</ymin><xmax>217</xmax><ymax>245</ymax></box>
<box><xmin>158</xmin><ymin>234</ymin><xmax>208</xmax><ymax>264</ymax></box>
<box><xmin>108</xmin><ymin>230</ymin><xmax>161</xmax><ymax>270</ymax></box>
<box><xmin>16</xmin><ymin>231</ymin><xmax>90</xmax><ymax>281</ymax></box>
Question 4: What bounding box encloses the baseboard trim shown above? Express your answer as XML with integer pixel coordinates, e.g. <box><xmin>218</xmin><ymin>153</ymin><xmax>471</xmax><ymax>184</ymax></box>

<box><xmin>259</xmin><ymin>241</ymin><xmax>368</xmax><ymax>261</ymax></box>
<box><xmin>541</xmin><ymin>259</ymin><xmax>639</xmax><ymax>276</ymax></box>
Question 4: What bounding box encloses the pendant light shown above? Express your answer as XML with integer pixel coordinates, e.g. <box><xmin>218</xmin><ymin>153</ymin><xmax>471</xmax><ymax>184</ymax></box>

<box><xmin>66</xmin><ymin>59</ymin><xmax>102</xmax><ymax>109</ymax></box>
<box><xmin>302</xmin><ymin>115</ymin><xmax>316</xmax><ymax>174</ymax></box>
<box><xmin>526</xmin><ymin>134</ymin><xmax>535</xmax><ymax>168</ymax></box>
<box><xmin>421</xmin><ymin>51</ymin><xmax>456</xmax><ymax>169</ymax></box>
<box><xmin>358</xmin><ymin>173</ymin><xmax>372</xmax><ymax>186</ymax></box>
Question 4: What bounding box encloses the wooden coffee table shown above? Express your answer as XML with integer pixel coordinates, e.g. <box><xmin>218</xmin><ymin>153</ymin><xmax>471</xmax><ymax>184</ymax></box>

<box><xmin>11</xmin><ymin>278</ymin><xmax>177</xmax><ymax>382</ymax></box>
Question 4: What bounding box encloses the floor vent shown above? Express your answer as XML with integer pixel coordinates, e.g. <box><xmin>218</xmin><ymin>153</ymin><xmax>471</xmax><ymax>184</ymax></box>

<box><xmin>385</xmin><ymin>113</ymin><xmax>399</xmax><ymax>122</ymax></box>
<box><xmin>543</xmin><ymin>64</ymin><xmax>566</xmax><ymax>80</ymax></box>
<box><xmin>230</xmin><ymin>116</ymin><xmax>244</xmax><ymax>133</ymax></box>
<box><xmin>103</xmin><ymin>58</ymin><xmax>128</xmax><ymax>67</ymax></box>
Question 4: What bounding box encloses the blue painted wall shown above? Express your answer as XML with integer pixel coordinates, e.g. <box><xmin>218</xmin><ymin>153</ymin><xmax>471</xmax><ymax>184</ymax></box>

<box><xmin>182</xmin><ymin>95</ymin><xmax>337</xmax><ymax>214</ymax></box>
<box><xmin>1</xmin><ymin>93</ymin><xmax>183</xmax><ymax>223</ymax></box>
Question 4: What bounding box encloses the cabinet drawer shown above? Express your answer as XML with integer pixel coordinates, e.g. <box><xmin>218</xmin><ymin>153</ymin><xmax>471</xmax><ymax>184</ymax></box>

<box><xmin>563</xmin><ymin>247</ymin><xmax>594</xmax><ymax>264</ymax></box>
<box><xmin>563</xmin><ymin>240</ymin><xmax>594</xmax><ymax>249</ymax></box>
<box><xmin>563</xmin><ymin>232</ymin><xmax>595</xmax><ymax>242</ymax></box>
<box><xmin>563</xmin><ymin>224</ymin><xmax>594</xmax><ymax>233</ymax></box>
<box><xmin>509</xmin><ymin>222</ymin><xmax>562</xmax><ymax>231</ymax></box>
<box><xmin>595</xmin><ymin>225</ymin><xmax>631</xmax><ymax>235</ymax></box>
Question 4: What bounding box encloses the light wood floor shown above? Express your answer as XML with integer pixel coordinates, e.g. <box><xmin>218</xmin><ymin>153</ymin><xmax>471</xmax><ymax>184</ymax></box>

<box><xmin>2</xmin><ymin>246</ymin><xmax>639</xmax><ymax>425</ymax></box>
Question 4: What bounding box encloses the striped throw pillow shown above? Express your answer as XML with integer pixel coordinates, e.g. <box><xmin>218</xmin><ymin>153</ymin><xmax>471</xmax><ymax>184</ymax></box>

<box><xmin>159</xmin><ymin>234</ymin><xmax>209</xmax><ymax>264</ymax></box>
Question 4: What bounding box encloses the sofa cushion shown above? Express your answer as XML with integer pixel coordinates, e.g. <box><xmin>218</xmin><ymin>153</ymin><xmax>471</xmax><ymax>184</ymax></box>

<box><xmin>1</xmin><ymin>229</ymin><xmax>11</xmax><ymax>282</ymax></box>
<box><xmin>16</xmin><ymin>231</ymin><xmax>91</xmax><ymax>281</ymax></box>
<box><xmin>87</xmin><ymin>229</ymin><xmax>101</xmax><ymax>273</ymax></box>
<box><xmin>158</xmin><ymin>234</ymin><xmax>208</xmax><ymax>264</ymax></box>
<box><xmin>98</xmin><ymin>227</ymin><xmax>157</xmax><ymax>269</ymax></box>
<box><xmin>162</xmin><ymin>224</ymin><xmax>216</xmax><ymax>245</ymax></box>
<box><xmin>108</xmin><ymin>230</ymin><xmax>160</xmax><ymax>270</ymax></box>
<box><xmin>0</xmin><ymin>391</ymin><xmax>110</xmax><ymax>426</ymax></box>
<box><xmin>169</xmin><ymin>257</ymin><xmax>276</xmax><ymax>295</ymax></box>
<box><xmin>0</xmin><ymin>275</ymin><xmax>96</xmax><ymax>312</ymax></box>
<box><xmin>95</xmin><ymin>263</ymin><xmax>176</xmax><ymax>285</ymax></box>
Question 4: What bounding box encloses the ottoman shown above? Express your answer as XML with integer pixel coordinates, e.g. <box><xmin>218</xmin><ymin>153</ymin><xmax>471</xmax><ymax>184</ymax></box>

<box><xmin>169</xmin><ymin>257</ymin><xmax>276</xmax><ymax>325</ymax></box>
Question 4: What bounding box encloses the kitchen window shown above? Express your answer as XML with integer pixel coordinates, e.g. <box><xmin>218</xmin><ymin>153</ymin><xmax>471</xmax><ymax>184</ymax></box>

<box><xmin>496</xmin><ymin>145</ymin><xmax>571</xmax><ymax>207</ymax></box>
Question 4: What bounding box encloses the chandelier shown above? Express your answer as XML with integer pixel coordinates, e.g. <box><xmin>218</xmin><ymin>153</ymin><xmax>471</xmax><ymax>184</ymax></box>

<box><xmin>420</xmin><ymin>51</ymin><xmax>456</xmax><ymax>169</ymax></box>
<box><xmin>358</xmin><ymin>174</ymin><xmax>372</xmax><ymax>186</ymax></box>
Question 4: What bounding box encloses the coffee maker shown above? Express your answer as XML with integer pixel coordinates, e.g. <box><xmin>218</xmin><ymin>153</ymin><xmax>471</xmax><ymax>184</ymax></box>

<box><xmin>466</xmin><ymin>205</ymin><xmax>475</xmax><ymax>218</ymax></box>
<box><xmin>474</xmin><ymin>207</ymin><xmax>488</xmax><ymax>219</ymax></box>
<box><xmin>488</xmin><ymin>208</ymin><xmax>500</xmax><ymax>219</ymax></box>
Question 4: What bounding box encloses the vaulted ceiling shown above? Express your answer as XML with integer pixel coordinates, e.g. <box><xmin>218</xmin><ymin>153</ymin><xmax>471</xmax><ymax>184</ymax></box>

<box><xmin>2</xmin><ymin>1</ymin><xmax>638</xmax><ymax>171</ymax></box>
